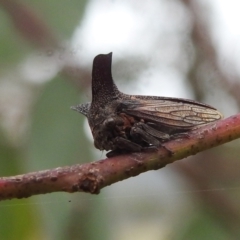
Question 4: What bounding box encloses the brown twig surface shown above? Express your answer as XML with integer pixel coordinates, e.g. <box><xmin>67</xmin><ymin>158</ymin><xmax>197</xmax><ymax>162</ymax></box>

<box><xmin>0</xmin><ymin>114</ymin><xmax>239</xmax><ymax>201</ymax></box>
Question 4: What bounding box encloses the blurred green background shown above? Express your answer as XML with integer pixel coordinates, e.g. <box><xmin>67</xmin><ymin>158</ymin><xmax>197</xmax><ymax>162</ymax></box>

<box><xmin>1</xmin><ymin>0</ymin><xmax>240</xmax><ymax>239</ymax></box>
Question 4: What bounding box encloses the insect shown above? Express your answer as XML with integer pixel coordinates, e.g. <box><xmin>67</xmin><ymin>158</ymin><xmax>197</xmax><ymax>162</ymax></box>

<box><xmin>72</xmin><ymin>53</ymin><xmax>223</xmax><ymax>157</ymax></box>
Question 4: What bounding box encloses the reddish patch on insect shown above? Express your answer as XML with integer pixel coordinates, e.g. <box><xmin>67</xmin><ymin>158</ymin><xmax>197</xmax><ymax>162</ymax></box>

<box><xmin>119</xmin><ymin>113</ymin><xmax>135</xmax><ymax>129</ymax></box>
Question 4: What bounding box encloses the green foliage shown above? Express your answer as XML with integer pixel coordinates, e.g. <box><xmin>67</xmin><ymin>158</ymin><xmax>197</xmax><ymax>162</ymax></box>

<box><xmin>178</xmin><ymin>211</ymin><xmax>233</xmax><ymax>240</ymax></box>
<box><xmin>0</xmin><ymin>1</ymin><xmax>110</xmax><ymax>238</ymax></box>
<box><xmin>0</xmin><ymin>0</ymin><xmax>88</xmax><ymax>66</ymax></box>
<box><xmin>24</xmin><ymin>0</ymin><xmax>88</xmax><ymax>37</ymax></box>
<box><xmin>0</xmin><ymin>9</ymin><xmax>31</xmax><ymax>66</ymax></box>
<box><xmin>28</xmin><ymin>77</ymin><xmax>91</xmax><ymax>170</ymax></box>
<box><xmin>0</xmin><ymin>199</ymin><xmax>42</xmax><ymax>240</ymax></box>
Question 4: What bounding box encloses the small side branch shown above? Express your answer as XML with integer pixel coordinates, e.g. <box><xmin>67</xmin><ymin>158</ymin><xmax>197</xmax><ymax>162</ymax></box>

<box><xmin>0</xmin><ymin>114</ymin><xmax>240</xmax><ymax>201</ymax></box>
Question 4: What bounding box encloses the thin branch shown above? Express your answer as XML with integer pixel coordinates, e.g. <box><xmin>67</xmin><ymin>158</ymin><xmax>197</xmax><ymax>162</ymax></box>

<box><xmin>0</xmin><ymin>114</ymin><xmax>239</xmax><ymax>201</ymax></box>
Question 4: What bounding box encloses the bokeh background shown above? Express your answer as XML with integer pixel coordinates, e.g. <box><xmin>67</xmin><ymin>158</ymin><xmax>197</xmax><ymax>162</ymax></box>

<box><xmin>1</xmin><ymin>0</ymin><xmax>240</xmax><ymax>239</ymax></box>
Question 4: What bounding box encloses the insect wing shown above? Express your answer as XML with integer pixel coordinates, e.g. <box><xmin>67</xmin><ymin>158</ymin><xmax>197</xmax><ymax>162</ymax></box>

<box><xmin>121</xmin><ymin>99</ymin><xmax>223</xmax><ymax>129</ymax></box>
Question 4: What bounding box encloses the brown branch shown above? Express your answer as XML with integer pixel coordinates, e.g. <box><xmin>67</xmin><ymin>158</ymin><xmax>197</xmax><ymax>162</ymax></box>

<box><xmin>0</xmin><ymin>113</ymin><xmax>239</xmax><ymax>201</ymax></box>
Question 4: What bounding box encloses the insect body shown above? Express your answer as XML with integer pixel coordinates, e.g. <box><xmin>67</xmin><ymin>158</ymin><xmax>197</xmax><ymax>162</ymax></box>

<box><xmin>72</xmin><ymin>53</ymin><xmax>223</xmax><ymax>157</ymax></box>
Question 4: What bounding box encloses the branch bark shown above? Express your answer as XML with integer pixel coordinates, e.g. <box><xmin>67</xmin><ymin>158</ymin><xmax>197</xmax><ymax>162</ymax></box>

<box><xmin>0</xmin><ymin>113</ymin><xmax>239</xmax><ymax>201</ymax></box>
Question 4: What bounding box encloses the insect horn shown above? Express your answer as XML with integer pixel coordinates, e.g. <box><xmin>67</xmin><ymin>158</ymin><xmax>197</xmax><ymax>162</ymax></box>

<box><xmin>91</xmin><ymin>52</ymin><xmax>121</xmax><ymax>106</ymax></box>
<box><xmin>71</xmin><ymin>53</ymin><xmax>120</xmax><ymax>116</ymax></box>
<box><xmin>71</xmin><ymin>102</ymin><xmax>91</xmax><ymax>117</ymax></box>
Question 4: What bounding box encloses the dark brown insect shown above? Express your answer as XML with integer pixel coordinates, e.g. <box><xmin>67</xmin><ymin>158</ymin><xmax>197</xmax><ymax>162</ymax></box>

<box><xmin>72</xmin><ymin>53</ymin><xmax>223</xmax><ymax>157</ymax></box>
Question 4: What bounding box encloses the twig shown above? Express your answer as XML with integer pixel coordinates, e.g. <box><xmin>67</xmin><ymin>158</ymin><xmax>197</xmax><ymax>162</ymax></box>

<box><xmin>0</xmin><ymin>114</ymin><xmax>239</xmax><ymax>201</ymax></box>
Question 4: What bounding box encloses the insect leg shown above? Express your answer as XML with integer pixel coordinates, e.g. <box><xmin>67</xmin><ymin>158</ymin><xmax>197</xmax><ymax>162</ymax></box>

<box><xmin>130</xmin><ymin>123</ymin><xmax>161</xmax><ymax>147</ymax></box>
<box><xmin>170</xmin><ymin>132</ymin><xmax>191</xmax><ymax>140</ymax></box>
<box><xmin>141</xmin><ymin>122</ymin><xmax>170</xmax><ymax>140</ymax></box>
<box><xmin>106</xmin><ymin>137</ymin><xmax>142</xmax><ymax>158</ymax></box>
<box><xmin>131</xmin><ymin>122</ymin><xmax>170</xmax><ymax>143</ymax></box>
<box><xmin>131</xmin><ymin>122</ymin><xmax>173</xmax><ymax>155</ymax></box>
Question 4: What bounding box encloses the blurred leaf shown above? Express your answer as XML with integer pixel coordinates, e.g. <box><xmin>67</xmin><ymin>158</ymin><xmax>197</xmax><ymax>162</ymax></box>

<box><xmin>0</xmin><ymin>8</ymin><xmax>32</xmax><ymax>66</ymax></box>
<box><xmin>0</xmin><ymin>0</ymin><xmax>88</xmax><ymax>67</ymax></box>
<box><xmin>28</xmin><ymin>76</ymin><xmax>91</xmax><ymax>169</ymax></box>
<box><xmin>0</xmin><ymin>136</ymin><xmax>42</xmax><ymax>239</ymax></box>
<box><xmin>0</xmin><ymin>199</ymin><xmax>43</xmax><ymax>240</ymax></box>
<box><xmin>179</xmin><ymin>212</ymin><xmax>232</xmax><ymax>240</ymax></box>
<box><xmin>0</xmin><ymin>141</ymin><xmax>22</xmax><ymax>176</ymax></box>
<box><xmin>24</xmin><ymin>0</ymin><xmax>88</xmax><ymax>37</ymax></box>
<box><xmin>27</xmin><ymin>76</ymin><xmax>97</xmax><ymax>239</ymax></box>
